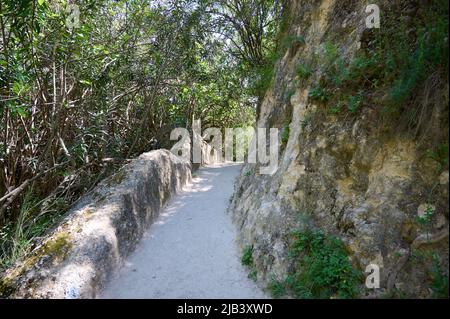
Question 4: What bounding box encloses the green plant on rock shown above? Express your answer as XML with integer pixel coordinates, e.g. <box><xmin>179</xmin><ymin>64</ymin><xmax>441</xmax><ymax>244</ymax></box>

<box><xmin>300</xmin><ymin>115</ymin><xmax>311</xmax><ymax>129</ymax></box>
<box><xmin>387</xmin><ymin>18</ymin><xmax>448</xmax><ymax>107</ymax></box>
<box><xmin>283</xmin><ymin>229</ymin><xmax>361</xmax><ymax>299</ymax></box>
<box><xmin>281</xmin><ymin>122</ymin><xmax>290</xmax><ymax>146</ymax></box>
<box><xmin>296</xmin><ymin>63</ymin><xmax>312</xmax><ymax>81</ymax></box>
<box><xmin>313</xmin><ymin>1</ymin><xmax>448</xmax><ymax>121</ymax></box>
<box><xmin>281</xmin><ymin>35</ymin><xmax>306</xmax><ymax>52</ymax></box>
<box><xmin>430</xmin><ymin>253</ymin><xmax>449</xmax><ymax>299</ymax></box>
<box><xmin>251</xmin><ymin>49</ymin><xmax>281</xmax><ymax>97</ymax></box>
<box><xmin>267</xmin><ymin>278</ymin><xmax>286</xmax><ymax>298</ymax></box>
<box><xmin>248</xmin><ymin>269</ymin><xmax>258</xmax><ymax>281</ymax></box>
<box><xmin>308</xmin><ymin>85</ymin><xmax>329</xmax><ymax>102</ymax></box>
<box><xmin>241</xmin><ymin>245</ymin><xmax>258</xmax><ymax>281</ymax></box>
<box><xmin>253</xmin><ymin>63</ymin><xmax>276</xmax><ymax>97</ymax></box>
<box><xmin>347</xmin><ymin>52</ymin><xmax>381</xmax><ymax>84</ymax></box>
<box><xmin>0</xmin><ymin>188</ymin><xmax>67</xmax><ymax>270</ymax></box>
<box><xmin>415</xmin><ymin>204</ymin><xmax>437</xmax><ymax>242</ymax></box>
<box><xmin>283</xmin><ymin>87</ymin><xmax>296</xmax><ymax>103</ymax></box>
<box><xmin>241</xmin><ymin>245</ymin><xmax>254</xmax><ymax>267</ymax></box>
<box><xmin>416</xmin><ymin>205</ymin><xmax>435</xmax><ymax>226</ymax></box>
<box><xmin>347</xmin><ymin>94</ymin><xmax>363</xmax><ymax>113</ymax></box>
<box><xmin>329</xmin><ymin>101</ymin><xmax>344</xmax><ymax>114</ymax></box>
<box><xmin>426</xmin><ymin>144</ymin><xmax>449</xmax><ymax>172</ymax></box>
<box><xmin>322</xmin><ymin>42</ymin><xmax>340</xmax><ymax>69</ymax></box>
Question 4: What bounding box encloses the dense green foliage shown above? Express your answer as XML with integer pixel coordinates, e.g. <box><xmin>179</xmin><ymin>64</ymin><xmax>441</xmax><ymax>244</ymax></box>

<box><xmin>270</xmin><ymin>230</ymin><xmax>361</xmax><ymax>299</ymax></box>
<box><xmin>0</xmin><ymin>0</ymin><xmax>281</xmax><ymax>270</ymax></box>
<box><xmin>312</xmin><ymin>0</ymin><xmax>449</xmax><ymax>125</ymax></box>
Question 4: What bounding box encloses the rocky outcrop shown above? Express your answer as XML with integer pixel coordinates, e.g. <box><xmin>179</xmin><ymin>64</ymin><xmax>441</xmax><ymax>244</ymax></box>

<box><xmin>229</xmin><ymin>0</ymin><xmax>448</xmax><ymax>298</ymax></box>
<box><xmin>1</xmin><ymin>150</ymin><xmax>191</xmax><ymax>298</ymax></box>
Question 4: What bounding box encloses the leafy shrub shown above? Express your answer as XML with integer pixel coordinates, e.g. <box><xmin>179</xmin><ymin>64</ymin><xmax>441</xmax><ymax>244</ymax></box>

<box><xmin>388</xmin><ymin>12</ymin><xmax>448</xmax><ymax>106</ymax></box>
<box><xmin>346</xmin><ymin>53</ymin><xmax>381</xmax><ymax>84</ymax></box>
<box><xmin>241</xmin><ymin>245</ymin><xmax>254</xmax><ymax>266</ymax></box>
<box><xmin>416</xmin><ymin>205</ymin><xmax>435</xmax><ymax>226</ymax></box>
<box><xmin>283</xmin><ymin>230</ymin><xmax>361</xmax><ymax>299</ymax></box>
<box><xmin>241</xmin><ymin>245</ymin><xmax>259</xmax><ymax>282</ymax></box>
<box><xmin>329</xmin><ymin>101</ymin><xmax>343</xmax><ymax>114</ymax></box>
<box><xmin>347</xmin><ymin>94</ymin><xmax>363</xmax><ymax>113</ymax></box>
<box><xmin>316</xmin><ymin>1</ymin><xmax>448</xmax><ymax>119</ymax></box>
<box><xmin>426</xmin><ymin>144</ymin><xmax>449</xmax><ymax>172</ymax></box>
<box><xmin>0</xmin><ymin>188</ymin><xmax>68</xmax><ymax>270</ymax></box>
<box><xmin>268</xmin><ymin>279</ymin><xmax>286</xmax><ymax>298</ymax></box>
<box><xmin>296</xmin><ymin>63</ymin><xmax>312</xmax><ymax>80</ymax></box>
<box><xmin>308</xmin><ymin>85</ymin><xmax>329</xmax><ymax>102</ymax></box>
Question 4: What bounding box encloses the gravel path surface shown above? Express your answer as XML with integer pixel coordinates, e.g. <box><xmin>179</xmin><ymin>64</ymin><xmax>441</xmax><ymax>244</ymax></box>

<box><xmin>101</xmin><ymin>163</ymin><xmax>267</xmax><ymax>299</ymax></box>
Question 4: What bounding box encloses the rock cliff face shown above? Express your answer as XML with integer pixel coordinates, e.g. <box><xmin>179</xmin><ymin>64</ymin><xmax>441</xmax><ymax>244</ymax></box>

<box><xmin>229</xmin><ymin>0</ymin><xmax>448</xmax><ymax>298</ymax></box>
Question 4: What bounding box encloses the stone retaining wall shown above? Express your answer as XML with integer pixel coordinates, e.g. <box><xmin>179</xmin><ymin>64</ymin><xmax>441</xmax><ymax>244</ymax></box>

<box><xmin>1</xmin><ymin>150</ymin><xmax>191</xmax><ymax>298</ymax></box>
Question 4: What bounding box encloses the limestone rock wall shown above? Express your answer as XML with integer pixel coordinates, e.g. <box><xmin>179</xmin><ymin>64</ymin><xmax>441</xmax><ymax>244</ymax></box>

<box><xmin>1</xmin><ymin>150</ymin><xmax>191</xmax><ymax>298</ymax></box>
<box><xmin>229</xmin><ymin>0</ymin><xmax>449</xmax><ymax>298</ymax></box>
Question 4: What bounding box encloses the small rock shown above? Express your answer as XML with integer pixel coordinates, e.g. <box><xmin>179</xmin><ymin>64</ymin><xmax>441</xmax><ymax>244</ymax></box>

<box><xmin>435</xmin><ymin>214</ymin><xmax>446</xmax><ymax>229</ymax></box>
<box><xmin>370</xmin><ymin>253</ymin><xmax>384</xmax><ymax>268</ymax></box>
<box><xmin>439</xmin><ymin>171</ymin><xmax>449</xmax><ymax>185</ymax></box>
<box><xmin>26</xmin><ymin>270</ymin><xmax>35</xmax><ymax>282</ymax></box>
<box><xmin>316</xmin><ymin>136</ymin><xmax>327</xmax><ymax>149</ymax></box>
<box><xmin>394</xmin><ymin>282</ymin><xmax>404</xmax><ymax>290</ymax></box>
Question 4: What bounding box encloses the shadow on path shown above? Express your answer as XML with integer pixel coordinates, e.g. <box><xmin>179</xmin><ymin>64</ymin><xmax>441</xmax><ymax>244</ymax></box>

<box><xmin>101</xmin><ymin>163</ymin><xmax>267</xmax><ymax>299</ymax></box>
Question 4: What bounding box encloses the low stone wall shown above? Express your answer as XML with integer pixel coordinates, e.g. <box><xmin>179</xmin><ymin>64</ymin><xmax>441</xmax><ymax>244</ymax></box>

<box><xmin>1</xmin><ymin>150</ymin><xmax>191</xmax><ymax>298</ymax></box>
<box><xmin>191</xmin><ymin>131</ymin><xmax>221</xmax><ymax>170</ymax></box>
